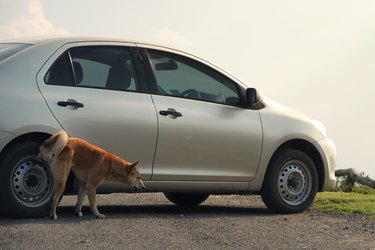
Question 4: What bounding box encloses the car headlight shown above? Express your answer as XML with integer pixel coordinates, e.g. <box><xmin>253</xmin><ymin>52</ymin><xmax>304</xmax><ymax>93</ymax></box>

<box><xmin>310</xmin><ymin>119</ymin><xmax>327</xmax><ymax>138</ymax></box>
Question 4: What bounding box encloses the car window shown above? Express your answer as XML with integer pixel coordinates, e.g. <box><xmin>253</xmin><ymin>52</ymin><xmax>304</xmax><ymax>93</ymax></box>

<box><xmin>45</xmin><ymin>46</ymin><xmax>139</xmax><ymax>92</ymax></box>
<box><xmin>148</xmin><ymin>49</ymin><xmax>241</xmax><ymax>106</ymax></box>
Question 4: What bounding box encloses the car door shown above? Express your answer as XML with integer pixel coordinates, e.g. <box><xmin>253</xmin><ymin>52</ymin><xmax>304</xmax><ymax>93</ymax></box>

<box><xmin>146</xmin><ymin>49</ymin><xmax>263</xmax><ymax>182</ymax></box>
<box><xmin>36</xmin><ymin>43</ymin><xmax>157</xmax><ymax>180</ymax></box>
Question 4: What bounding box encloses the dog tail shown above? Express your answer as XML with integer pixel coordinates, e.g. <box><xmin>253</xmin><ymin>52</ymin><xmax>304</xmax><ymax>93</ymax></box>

<box><xmin>44</xmin><ymin>130</ymin><xmax>69</xmax><ymax>155</ymax></box>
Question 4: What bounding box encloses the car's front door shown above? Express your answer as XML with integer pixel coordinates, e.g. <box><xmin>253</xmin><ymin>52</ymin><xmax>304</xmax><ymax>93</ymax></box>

<box><xmin>146</xmin><ymin>49</ymin><xmax>263</xmax><ymax>182</ymax></box>
<box><xmin>36</xmin><ymin>43</ymin><xmax>157</xmax><ymax>180</ymax></box>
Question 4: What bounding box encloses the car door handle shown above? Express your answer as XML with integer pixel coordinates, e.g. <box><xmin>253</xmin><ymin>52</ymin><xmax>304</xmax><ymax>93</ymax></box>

<box><xmin>159</xmin><ymin>109</ymin><xmax>182</xmax><ymax>117</ymax></box>
<box><xmin>57</xmin><ymin>100</ymin><xmax>84</xmax><ymax>108</ymax></box>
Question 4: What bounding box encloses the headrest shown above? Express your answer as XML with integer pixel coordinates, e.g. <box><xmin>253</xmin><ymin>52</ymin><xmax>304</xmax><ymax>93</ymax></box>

<box><xmin>106</xmin><ymin>65</ymin><xmax>131</xmax><ymax>91</ymax></box>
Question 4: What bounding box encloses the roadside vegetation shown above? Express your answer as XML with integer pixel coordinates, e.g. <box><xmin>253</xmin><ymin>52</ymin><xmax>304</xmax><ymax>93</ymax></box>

<box><xmin>314</xmin><ymin>175</ymin><xmax>375</xmax><ymax>219</ymax></box>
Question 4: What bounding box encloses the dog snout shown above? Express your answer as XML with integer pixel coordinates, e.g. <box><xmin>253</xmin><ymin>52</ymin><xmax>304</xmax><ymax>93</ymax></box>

<box><xmin>132</xmin><ymin>180</ymin><xmax>145</xmax><ymax>191</ymax></box>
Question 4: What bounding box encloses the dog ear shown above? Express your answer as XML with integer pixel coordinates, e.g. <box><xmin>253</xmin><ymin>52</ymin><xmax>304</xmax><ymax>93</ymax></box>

<box><xmin>128</xmin><ymin>161</ymin><xmax>139</xmax><ymax>172</ymax></box>
<box><xmin>129</xmin><ymin>160</ymin><xmax>139</xmax><ymax>168</ymax></box>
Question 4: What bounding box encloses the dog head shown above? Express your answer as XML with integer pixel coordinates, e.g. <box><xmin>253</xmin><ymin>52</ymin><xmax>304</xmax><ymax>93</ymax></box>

<box><xmin>126</xmin><ymin>161</ymin><xmax>145</xmax><ymax>191</ymax></box>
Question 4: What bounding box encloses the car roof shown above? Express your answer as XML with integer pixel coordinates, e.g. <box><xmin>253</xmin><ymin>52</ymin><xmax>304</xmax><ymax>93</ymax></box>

<box><xmin>0</xmin><ymin>36</ymin><xmax>248</xmax><ymax>88</ymax></box>
<box><xmin>0</xmin><ymin>36</ymin><xmax>191</xmax><ymax>59</ymax></box>
<box><xmin>0</xmin><ymin>36</ymin><xmax>170</xmax><ymax>49</ymax></box>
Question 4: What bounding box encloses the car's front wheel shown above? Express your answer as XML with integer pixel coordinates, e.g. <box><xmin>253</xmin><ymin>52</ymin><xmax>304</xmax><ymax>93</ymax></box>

<box><xmin>0</xmin><ymin>142</ymin><xmax>54</xmax><ymax>218</ymax></box>
<box><xmin>164</xmin><ymin>192</ymin><xmax>209</xmax><ymax>206</ymax></box>
<box><xmin>261</xmin><ymin>149</ymin><xmax>318</xmax><ymax>214</ymax></box>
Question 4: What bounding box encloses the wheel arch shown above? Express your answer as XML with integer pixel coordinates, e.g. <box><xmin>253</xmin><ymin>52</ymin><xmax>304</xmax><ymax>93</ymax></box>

<box><xmin>0</xmin><ymin>132</ymin><xmax>51</xmax><ymax>156</ymax></box>
<box><xmin>264</xmin><ymin>139</ymin><xmax>325</xmax><ymax>192</ymax></box>
<box><xmin>0</xmin><ymin>132</ymin><xmax>76</xmax><ymax>194</ymax></box>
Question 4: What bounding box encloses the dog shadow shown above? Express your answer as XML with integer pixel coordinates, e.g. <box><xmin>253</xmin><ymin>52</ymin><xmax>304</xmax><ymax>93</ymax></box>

<box><xmin>67</xmin><ymin>203</ymin><xmax>271</xmax><ymax>217</ymax></box>
<box><xmin>0</xmin><ymin>192</ymin><xmax>282</xmax><ymax>224</ymax></box>
<box><xmin>0</xmin><ymin>204</ymin><xmax>274</xmax><ymax>225</ymax></box>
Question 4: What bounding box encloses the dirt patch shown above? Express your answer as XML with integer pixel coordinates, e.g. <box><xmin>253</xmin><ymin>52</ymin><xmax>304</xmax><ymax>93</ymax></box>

<box><xmin>0</xmin><ymin>193</ymin><xmax>374</xmax><ymax>249</ymax></box>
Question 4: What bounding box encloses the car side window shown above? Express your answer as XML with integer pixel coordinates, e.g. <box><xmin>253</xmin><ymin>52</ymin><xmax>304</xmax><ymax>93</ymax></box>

<box><xmin>44</xmin><ymin>52</ymin><xmax>74</xmax><ymax>86</ymax></box>
<box><xmin>45</xmin><ymin>46</ymin><xmax>139</xmax><ymax>92</ymax></box>
<box><xmin>147</xmin><ymin>49</ymin><xmax>241</xmax><ymax>106</ymax></box>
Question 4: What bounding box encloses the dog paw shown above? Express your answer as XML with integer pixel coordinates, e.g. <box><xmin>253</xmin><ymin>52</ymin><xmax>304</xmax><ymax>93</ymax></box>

<box><xmin>75</xmin><ymin>211</ymin><xmax>83</xmax><ymax>217</ymax></box>
<box><xmin>96</xmin><ymin>214</ymin><xmax>105</xmax><ymax>219</ymax></box>
<box><xmin>50</xmin><ymin>214</ymin><xmax>57</xmax><ymax>220</ymax></box>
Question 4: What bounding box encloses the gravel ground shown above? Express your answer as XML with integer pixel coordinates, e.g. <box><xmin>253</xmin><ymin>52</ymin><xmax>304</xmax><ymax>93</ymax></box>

<box><xmin>0</xmin><ymin>193</ymin><xmax>374</xmax><ymax>250</ymax></box>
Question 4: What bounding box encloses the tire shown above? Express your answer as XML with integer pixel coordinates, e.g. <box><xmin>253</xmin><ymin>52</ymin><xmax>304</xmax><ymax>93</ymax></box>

<box><xmin>164</xmin><ymin>192</ymin><xmax>209</xmax><ymax>206</ymax></box>
<box><xmin>0</xmin><ymin>142</ymin><xmax>54</xmax><ymax>218</ymax></box>
<box><xmin>261</xmin><ymin>149</ymin><xmax>318</xmax><ymax>214</ymax></box>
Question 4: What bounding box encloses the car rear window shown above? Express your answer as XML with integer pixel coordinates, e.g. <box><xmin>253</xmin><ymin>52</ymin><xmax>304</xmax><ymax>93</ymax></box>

<box><xmin>0</xmin><ymin>43</ymin><xmax>31</xmax><ymax>62</ymax></box>
<box><xmin>45</xmin><ymin>46</ymin><xmax>139</xmax><ymax>92</ymax></box>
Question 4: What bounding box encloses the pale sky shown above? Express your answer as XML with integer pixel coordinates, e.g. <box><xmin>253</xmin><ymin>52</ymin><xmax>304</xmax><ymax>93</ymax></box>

<box><xmin>1</xmin><ymin>0</ymin><xmax>375</xmax><ymax>178</ymax></box>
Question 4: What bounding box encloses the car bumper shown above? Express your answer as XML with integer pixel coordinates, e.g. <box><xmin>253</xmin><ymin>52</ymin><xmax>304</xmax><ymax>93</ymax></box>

<box><xmin>314</xmin><ymin>137</ymin><xmax>336</xmax><ymax>191</ymax></box>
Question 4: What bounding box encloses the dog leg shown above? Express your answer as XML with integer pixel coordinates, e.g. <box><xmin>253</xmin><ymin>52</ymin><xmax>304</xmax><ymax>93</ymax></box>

<box><xmin>49</xmin><ymin>168</ymin><xmax>60</xmax><ymax>220</ymax></box>
<box><xmin>50</xmin><ymin>193</ymin><xmax>60</xmax><ymax>220</ymax></box>
<box><xmin>75</xmin><ymin>181</ymin><xmax>85</xmax><ymax>217</ymax></box>
<box><xmin>49</xmin><ymin>152</ymin><xmax>72</xmax><ymax>220</ymax></box>
<box><xmin>50</xmin><ymin>179</ymin><xmax>66</xmax><ymax>220</ymax></box>
<box><xmin>86</xmin><ymin>185</ymin><xmax>105</xmax><ymax>219</ymax></box>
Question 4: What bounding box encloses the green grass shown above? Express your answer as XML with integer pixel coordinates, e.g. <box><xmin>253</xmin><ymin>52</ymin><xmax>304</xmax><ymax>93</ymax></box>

<box><xmin>314</xmin><ymin>192</ymin><xmax>375</xmax><ymax>219</ymax></box>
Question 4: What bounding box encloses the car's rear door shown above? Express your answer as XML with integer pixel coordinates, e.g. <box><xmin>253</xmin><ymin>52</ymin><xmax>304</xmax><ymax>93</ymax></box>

<box><xmin>36</xmin><ymin>42</ymin><xmax>157</xmax><ymax>181</ymax></box>
<box><xmin>145</xmin><ymin>48</ymin><xmax>263</xmax><ymax>183</ymax></box>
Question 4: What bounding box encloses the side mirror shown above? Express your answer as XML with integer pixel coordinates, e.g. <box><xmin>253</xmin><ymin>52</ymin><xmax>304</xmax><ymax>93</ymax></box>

<box><xmin>246</xmin><ymin>88</ymin><xmax>261</xmax><ymax>106</ymax></box>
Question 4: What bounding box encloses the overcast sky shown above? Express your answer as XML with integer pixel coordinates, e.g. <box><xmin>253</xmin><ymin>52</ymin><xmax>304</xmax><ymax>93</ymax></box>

<box><xmin>1</xmin><ymin>0</ymin><xmax>374</xmax><ymax>177</ymax></box>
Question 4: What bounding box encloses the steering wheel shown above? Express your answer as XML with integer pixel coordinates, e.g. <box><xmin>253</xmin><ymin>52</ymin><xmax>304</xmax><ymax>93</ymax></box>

<box><xmin>218</xmin><ymin>92</ymin><xmax>226</xmax><ymax>103</ymax></box>
<box><xmin>181</xmin><ymin>89</ymin><xmax>201</xmax><ymax>100</ymax></box>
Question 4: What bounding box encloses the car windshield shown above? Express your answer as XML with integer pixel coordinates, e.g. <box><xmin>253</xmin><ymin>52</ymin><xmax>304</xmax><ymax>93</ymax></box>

<box><xmin>0</xmin><ymin>43</ymin><xmax>31</xmax><ymax>63</ymax></box>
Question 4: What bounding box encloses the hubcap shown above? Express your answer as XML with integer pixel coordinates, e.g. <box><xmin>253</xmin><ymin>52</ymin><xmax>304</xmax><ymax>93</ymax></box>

<box><xmin>11</xmin><ymin>158</ymin><xmax>53</xmax><ymax>207</ymax></box>
<box><xmin>278</xmin><ymin>160</ymin><xmax>312</xmax><ymax>206</ymax></box>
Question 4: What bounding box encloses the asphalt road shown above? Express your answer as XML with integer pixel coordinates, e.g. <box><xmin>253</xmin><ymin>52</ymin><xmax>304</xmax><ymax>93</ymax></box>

<box><xmin>0</xmin><ymin>193</ymin><xmax>374</xmax><ymax>249</ymax></box>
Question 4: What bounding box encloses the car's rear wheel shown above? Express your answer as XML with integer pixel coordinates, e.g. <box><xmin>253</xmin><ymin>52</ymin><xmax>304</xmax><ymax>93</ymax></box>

<box><xmin>261</xmin><ymin>149</ymin><xmax>318</xmax><ymax>214</ymax></box>
<box><xmin>164</xmin><ymin>192</ymin><xmax>209</xmax><ymax>206</ymax></box>
<box><xmin>0</xmin><ymin>142</ymin><xmax>54</xmax><ymax>218</ymax></box>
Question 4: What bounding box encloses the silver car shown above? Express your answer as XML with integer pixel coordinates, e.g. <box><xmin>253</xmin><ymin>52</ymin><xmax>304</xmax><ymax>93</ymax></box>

<box><xmin>0</xmin><ymin>37</ymin><xmax>336</xmax><ymax>218</ymax></box>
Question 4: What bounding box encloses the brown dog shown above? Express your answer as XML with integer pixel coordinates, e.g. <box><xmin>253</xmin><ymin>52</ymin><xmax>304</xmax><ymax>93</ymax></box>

<box><xmin>38</xmin><ymin>131</ymin><xmax>145</xmax><ymax>219</ymax></box>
